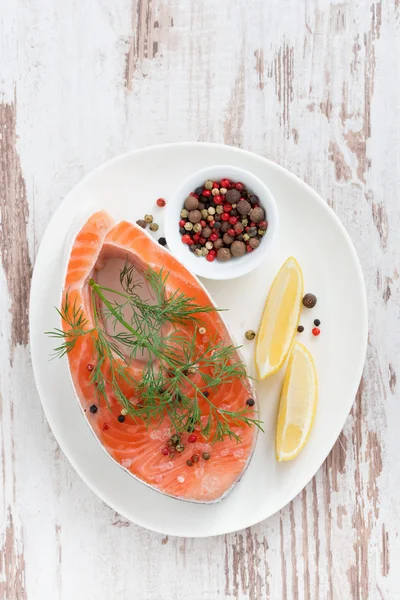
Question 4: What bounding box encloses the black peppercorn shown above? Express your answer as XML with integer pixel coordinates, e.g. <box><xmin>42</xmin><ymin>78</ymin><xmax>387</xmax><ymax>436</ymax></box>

<box><xmin>158</xmin><ymin>237</ymin><xmax>167</xmax><ymax>246</ymax></box>
<box><xmin>246</xmin><ymin>398</ymin><xmax>255</xmax><ymax>407</ymax></box>
<box><xmin>202</xmin><ymin>452</ymin><xmax>211</xmax><ymax>460</ymax></box>
<box><xmin>203</xmin><ymin>391</ymin><xmax>209</xmax><ymax>397</ymax></box>
<box><xmin>314</xmin><ymin>319</ymin><xmax>321</xmax><ymax>326</ymax></box>
<box><xmin>195</xmin><ymin>187</ymin><xmax>204</xmax><ymax>195</ymax></box>
<box><xmin>186</xmin><ymin>459</ymin><xmax>193</xmax><ymax>467</ymax></box>
<box><xmin>117</xmin><ymin>414</ymin><xmax>125</xmax><ymax>423</ymax></box>
<box><xmin>179</xmin><ymin>227</ymin><xmax>186</xmax><ymax>235</ymax></box>
<box><xmin>297</xmin><ymin>325</ymin><xmax>304</xmax><ymax>333</ymax></box>
<box><xmin>89</xmin><ymin>404</ymin><xmax>98</xmax><ymax>413</ymax></box>
<box><xmin>302</xmin><ymin>293</ymin><xmax>317</xmax><ymax>309</ymax></box>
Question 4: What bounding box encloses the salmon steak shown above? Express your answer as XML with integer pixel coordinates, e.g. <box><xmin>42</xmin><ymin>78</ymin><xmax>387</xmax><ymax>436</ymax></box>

<box><xmin>54</xmin><ymin>211</ymin><xmax>259</xmax><ymax>503</ymax></box>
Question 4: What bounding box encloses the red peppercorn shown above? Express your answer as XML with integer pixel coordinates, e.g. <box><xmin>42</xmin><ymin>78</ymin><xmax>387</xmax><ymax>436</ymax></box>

<box><xmin>221</xmin><ymin>213</ymin><xmax>230</xmax><ymax>221</ymax></box>
<box><xmin>206</xmin><ymin>253</ymin><xmax>215</xmax><ymax>262</ymax></box>
<box><xmin>250</xmin><ymin>222</ymin><xmax>256</xmax><ymax>227</ymax></box>
<box><xmin>191</xmin><ymin>454</ymin><xmax>200</xmax><ymax>463</ymax></box>
<box><xmin>182</xmin><ymin>234</ymin><xmax>191</xmax><ymax>244</ymax></box>
<box><xmin>312</xmin><ymin>327</ymin><xmax>321</xmax><ymax>336</ymax></box>
<box><xmin>200</xmin><ymin>219</ymin><xmax>207</xmax><ymax>227</ymax></box>
<box><xmin>179</xmin><ymin>219</ymin><xmax>186</xmax><ymax>227</ymax></box>
<box><xmin>229</xmin><ymin>182</ymin><xmax>235</xmax><ymax>189</ymax></box>
<box><xmin>223</xmin><ymin>203</ymin><xmax>232</xmax><ymax>212</ymax></box>
<box><xmin>259</xmin><ymin>220</ymin><xmax>267</xmax><ymax>229</ymax></box>
<box><xmin>199</xmin><ymin>237</ymin><xmax>206</xmax><ymax>245</ymax></box>
<box><xmin>214</xmin><ymin>195</ymin><xmax>223</xmax><ymax>204</ymax></box>
<box><xmin>187</xmin><ymin>239</ymin><xmax>194</xmax><ymax>245</ymax></box>
<box><xmin>161</xmin><ymin>447</ymin><xmax>169</xmax><ymax>455</ymax></box>
<box><xmin>188</xmin><ymin>434</ymin><xmax>197</xmax><ymax>443</ymax></box>
<box><xmin>228</xmin><ymin>216</ymin><xmax>238</xmax><ymax>225</ymax></box>
<box><xmin>209</xmin><ymin>220</ymin><xmax>215</xmax><ymax>228</ymax></box>
<box><xmin>156</xmin><ymin>198</ymin><xmax>166</xmax><ymax>207</ymax></box>
<box><xmin>245</xmin><ymin>226</ymin><xmax>250</xmax><ymax>232</ymax></box>
<box><xmin>212</xmin><ymin>181</ymin><xmax>219</xmax><ymax>189</ymax></box>
<box><xmin>209</xmin><ymin>233</ymin><xmax>218</xmax><ymax>242</ymax></box>
<box><xmin>236</xmin><ymin>182</ymin><xmax>244</xmax><ymax>191</ymax></box>
<box><xmin>87</xmin><ymin>364</ymin><xmax>94</xmax><ymax>372</ymax></box>
<box><xmin>102</xmin><ymin>423</ymin><xmax>109</xmax><ymax>431</ymax></box>
<box><xmin>221</xmin><ymin>178</ymin><xmax>230</xmax><ymax>188</ymax></box>
<box><xmin>246</xmin><ymin>245</ymin><xmax>253</xmax><ymax>252</ymax></box>
<box><xmin>227</xmin><ymin>228</ymin><xmax>236</xmax><ymax>236</ymax></box>
<box><xmin>193</xmin><ymin>233</ymin><xmax>200</xmax><ymax>242</ymax></box>
<box><xmin>202</xmin><ymin>189</ymin><xmax>211</xmax><ymax>197</ymax></box>
<box><xmin>208</xmin><ymin>249</ymin><xmax>216</xmax><ymax>256</ymax></box>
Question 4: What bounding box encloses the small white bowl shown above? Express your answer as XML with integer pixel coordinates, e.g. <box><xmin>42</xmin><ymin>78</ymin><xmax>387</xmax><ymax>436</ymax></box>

<box><xmin>164</xmin><ymin>165</ymin><xmax>279</xmax><ymax>280</ymax></box>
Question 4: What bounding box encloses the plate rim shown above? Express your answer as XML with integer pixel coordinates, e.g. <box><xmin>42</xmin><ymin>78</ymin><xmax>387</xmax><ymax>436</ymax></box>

<box><xmin>29</xmin><ymin>142</ymin><xmax>368</xmax><ymax>537</ymax></box>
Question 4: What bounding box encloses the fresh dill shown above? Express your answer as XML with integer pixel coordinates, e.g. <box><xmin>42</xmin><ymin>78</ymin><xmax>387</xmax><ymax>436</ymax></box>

<box><xmin>46</xmin><ymin>264</ymin><xmax>263</xmax><ymax>442</ymax></box>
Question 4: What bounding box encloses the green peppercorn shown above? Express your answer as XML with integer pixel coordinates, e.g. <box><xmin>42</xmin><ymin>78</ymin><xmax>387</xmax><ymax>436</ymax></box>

<box><xmin>144</xmin><ymin>214</ymin><xmax>153</xmax><ymax>224</ymax></box>
<box><xmin>201</xmin><ymin>209</ymin><xmax>208</xmax><ymax>218</ymax></box>
<box><xmin>193</xmin><ymin>223</ymin><xmax>202</xmax><ymax>233</ymax></box>
<box><xmin>204</xmin><ymin>180</ymin><xmax>213</xmax><ymax>190</ymax></box>
<box><xmin>180</xmin><ymin>208</ymin><xmax>188</xmax><ymax>218</ymax></box>
<box><xmin>149</xmin><ymin>222</ymin><xmax>159</xmax><ymax>232</ymax></box>
<box><xmin>184</xmin><ymin>222</ymin><xmax>193</xmax><ymax>231</ymax></box>
<box><xmin>211</xmin><ymin>188</ymin><xmax>220</xmax><ymax>196</ymax></box>
<box><xmin>171</xmin><ymin>434</ymin><xmax>180</xmax><ymax>445</ymax></box>
<box><xmin>245</xmin><ymin>330</ymin><xmax>256</xmax><ymax>340</ymax></box>
<box><xmin>216</xmin><ymin>205</ymin><xmax>224</xmax><ymax>214</ymax></box>
<box><xmin>176</xmin><ymin>444</ymin><xmax>185</xmax><ymax>453</ymax></box>
<box><xmin>220</xmin><ymin>187</ymin><xmax>227</xmax><ymax>195</ymax></box>
<box><xmin>258</xmin><ymin>229</ymin><xmax>266</xmax><ymax>236</ymax></box>
<box><xmin>243</xmin><ymin>233</ymin><xmax>250</xmax><ymax>242</ymax></box>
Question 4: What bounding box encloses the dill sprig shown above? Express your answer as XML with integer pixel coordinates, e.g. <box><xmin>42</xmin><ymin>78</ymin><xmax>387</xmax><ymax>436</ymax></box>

<box><xmin>46</xmin><ymin>264</ymin><xmax>263</xmax><ymax>442</ymax></box>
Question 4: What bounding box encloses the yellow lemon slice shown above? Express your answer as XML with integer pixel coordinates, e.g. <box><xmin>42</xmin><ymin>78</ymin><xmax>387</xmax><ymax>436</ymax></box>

<box><xmin>276</xmin><ymin>341</ymin><xmax>318</xmax><ymax>461</ymax></box>
<box><xmin>255</xmin><ymin>257</ymin><xmax>303</xmax><ymax>379</ymax></box>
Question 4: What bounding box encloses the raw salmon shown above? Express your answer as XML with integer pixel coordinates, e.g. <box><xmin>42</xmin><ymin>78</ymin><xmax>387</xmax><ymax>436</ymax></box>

<box><xmin>61</xmin><ymin>211</ymin><xmax>258</xmax><ymax>503</ymax></box>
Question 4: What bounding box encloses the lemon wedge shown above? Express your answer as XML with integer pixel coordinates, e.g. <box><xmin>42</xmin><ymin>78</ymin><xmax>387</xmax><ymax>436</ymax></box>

<box><xmin>276</xmin><ymin>341</ymin><xmax>318</xmax><ymax>461</ymax></box>
<box><xmin>255</xmin><ymin>257</ymin><xmax>303</xmax><ymax>379</ymax></box>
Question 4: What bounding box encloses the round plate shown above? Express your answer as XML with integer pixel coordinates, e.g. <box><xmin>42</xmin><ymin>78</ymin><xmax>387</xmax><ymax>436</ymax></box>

<box><xmin>30</xmin><ymin>143</ymin><xmax>367</xmax><ymax>537</ymax></box>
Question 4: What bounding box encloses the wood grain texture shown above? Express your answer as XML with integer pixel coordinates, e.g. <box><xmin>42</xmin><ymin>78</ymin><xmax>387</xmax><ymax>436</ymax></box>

<box><xmin>1</xmin><ymin>0</ymin><xmax>399</xmax><ymax>598</ymax></box>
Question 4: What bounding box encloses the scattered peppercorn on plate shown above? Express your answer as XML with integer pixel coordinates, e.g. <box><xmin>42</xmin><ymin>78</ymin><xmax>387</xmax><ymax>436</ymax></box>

<box><xmin>30</xmin><ymin>142</ymin><xmax>368</xmax><ymax>537</ymax></box>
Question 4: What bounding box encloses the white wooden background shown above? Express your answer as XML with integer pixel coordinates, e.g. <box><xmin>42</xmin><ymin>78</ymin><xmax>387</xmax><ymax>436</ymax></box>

<box><xmin>1</xmin><ymin>0</ymin><xmax>399</xmax><ymax>598</ymax></box>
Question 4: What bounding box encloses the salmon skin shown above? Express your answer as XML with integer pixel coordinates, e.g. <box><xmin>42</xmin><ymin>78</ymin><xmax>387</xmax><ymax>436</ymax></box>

<box><xmin>60</xmin><ymin>211</ymin><xmax>258</xmax><ymax>503</ymax></box>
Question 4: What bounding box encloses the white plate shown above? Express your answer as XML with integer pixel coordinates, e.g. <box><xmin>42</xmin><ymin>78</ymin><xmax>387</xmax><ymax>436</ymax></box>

<box><xmin>30</xmin><ymin>143</ymin><xmax>367</xmax><ymax>537</ymax></box>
